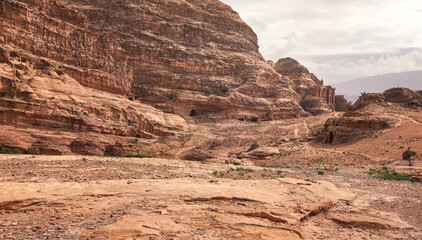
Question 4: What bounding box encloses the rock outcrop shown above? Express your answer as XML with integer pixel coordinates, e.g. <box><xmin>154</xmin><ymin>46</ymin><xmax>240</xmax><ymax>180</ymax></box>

<box><xmin>319</xmin><ymin>87</ymin><xmax>422</xmax><ymax>145</ymax></box>
<box><xmin>0</xmin><ymin>0</ymin><xmax>311</xmax><ymax>154</ymax></box>
<box><xmin>272</xmin><ymin>58</ymin><xmax>337</xmax><ymax>114</ymax></box>
<box><xmin>383</xmin><ymin>88</ymin><xmax>422</xmax><ymax>109</ymax></box>
<box><xmin>335</xmin><ymin>95</ymin><xmax>348</xmax><ymax>112</ymax></box>
<box><xmin>353</xmin><ymin>88</ymin><xmax>421</xmax><ymax>110</ymax></box>
<box><xmin>321</xmin><ymin>116</ymin><xmax>398</xmax><ymax>144</ymax></box>
<box><xmin>353</xmin><ymin>93</ymin><xmax>388</xmax><ymax>110</ymax></box>
<box><xmin>66</xmin><ymin>0</ymin><xmax>306</xmax><ymax>121</ymax></box>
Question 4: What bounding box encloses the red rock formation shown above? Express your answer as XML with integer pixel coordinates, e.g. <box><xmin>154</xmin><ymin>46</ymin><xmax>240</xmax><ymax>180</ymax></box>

<box><xmin>0</xmin><ymin>0</ymin><xmax>314</xmax><ymax>154</ymax></box>
<box><xmin>335</xmin><ymin>95</ymin><xmax>348</xmax><ymax>112</ymax></box>
<box><xmin>383</xmin><ymin>88</ymin><xmax>422</xmax><ymax>109</ymax></box>
<box><xmin>1</xmin><ymin>0</ymin><xmax>307</xmax><ymax>126</ymax></box>
<box><xmin>70</xmin><ymin>0</ymin><xmax>307</xmax><ymax>120</ymax></box>
<box><xmin>272</xmin><ymin>57</ymin><xmax>336</xmax><ymax>114</ymax></box>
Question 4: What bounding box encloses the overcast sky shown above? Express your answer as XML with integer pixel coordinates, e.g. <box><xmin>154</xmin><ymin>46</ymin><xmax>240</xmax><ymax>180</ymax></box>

<box><xmin>220</xmin><ymin>0</ymin><xmax>422</xmax><ymax>83</ymax></box>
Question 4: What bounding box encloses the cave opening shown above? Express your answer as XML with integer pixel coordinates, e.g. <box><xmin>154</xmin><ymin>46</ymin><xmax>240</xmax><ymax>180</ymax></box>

<box><xmin>190</xmin><ymin>109</ymin><xmax>198</xmax><ymax>116</ymax></box>
<box><xmin>327</xmin><ymin>132</ymin><xmax>334</xmax><ymax>144</ymax></box>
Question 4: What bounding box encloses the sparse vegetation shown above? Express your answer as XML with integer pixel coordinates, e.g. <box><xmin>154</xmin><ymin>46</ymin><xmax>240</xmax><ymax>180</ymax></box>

<box><xmin>317</xmin><ymin>170</ymin><xmax>325</xmax><ymax>175</ymax></box>
<box><xmin>124</xmin><ymin>154</ymin><xmax>153</xmax><ymax>158</ymax></box>
<box><xmin>247</xmin><ymin>142</ymin><xmax>260</xmax><ymax>152</ymax></box>
<box><xmin>230</xmin><ymin>161</ymin><xmax>241</xmax><ymax>166</ymax></box>
<box><xmin>205</xmin><ymin>86</ymin><xmax>230</xmax><ymax>97</ymax></box>
<box><xmin>366</xmin><ymin>167</ymin><xmax>416</xmax><ymax>182</ymax></box>
<box><xmin>1</xmin><ymin>147</ymin><xmax>12</xmax><ymax>154</ymax></box>
<box><xmin>26</xmin><ymin>148</ymin><xmax>35</xmax><ymax>154</ymax></box>
<box><xmin>166</xmin><ymin>92</ymin><xmax>177</xmax><ymax>101</ymax></box>
<box><xmin>13</xmin><ymin>148</ymin><xmax>22</xmax><ymax>154</ymax></box>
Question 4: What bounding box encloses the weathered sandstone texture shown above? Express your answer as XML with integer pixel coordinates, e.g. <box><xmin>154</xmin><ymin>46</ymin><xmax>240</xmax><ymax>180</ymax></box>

<box><xmin>335</xmin><ymin>95</ymin><xmax>348</xmax><ymax>112</ymax></box>
<box><xmin>272</xmin><ymin>58</ymin><xmax>338</xmax><ymax>114</ymax></box>
<box><xmin>319</xmin><ymin>87</ymin><xmax>422</xmax><ymax>145</ymax></box>
<box><xmin>64</xmin><ymin>0</ymin><xmax>306</xmax><ymax>121</ymax></box>
<box><xmin>0</xmin><ymin>0</ymin><xmax>311</xmax><ymax>153</ymax></box>
<box><xmin>383</xmin><ymin>88</ymin><xmax>422</xmax><ymax>109</ymax></box>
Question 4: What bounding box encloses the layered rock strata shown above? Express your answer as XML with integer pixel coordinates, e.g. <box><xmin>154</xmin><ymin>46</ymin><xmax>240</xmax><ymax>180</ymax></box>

<box><xmin>0</xmin><ymin>0</ymin><xmax>312</xmax><ymax>154</ymax></box>
<box><xmin>63</xmin><ymin>0</ymin><xmax>307</xmax><ymax>121</ymax></box>
<box><xmin>319</xmin><ymin>87</ymin><xmax>421</xmax><ymax>145</ymax></box>
<box><xmin>272</xmin><ymin>57</ymin><xmax>337</xmax><ymax>114</ymax></box>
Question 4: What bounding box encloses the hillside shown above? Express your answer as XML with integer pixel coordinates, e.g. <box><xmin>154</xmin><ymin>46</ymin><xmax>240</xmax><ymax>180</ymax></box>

<box><xmin>333</xmin><ymin>70</ymin><xmax>422</xmax><ymax>101</ymax></box>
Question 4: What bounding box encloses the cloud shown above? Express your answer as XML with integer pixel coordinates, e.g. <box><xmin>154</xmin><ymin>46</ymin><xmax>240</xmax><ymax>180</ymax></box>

<box><xmin>220</xmin><ymin>0</ymin><xmax>422</xmax><ymax>83</ymax></box>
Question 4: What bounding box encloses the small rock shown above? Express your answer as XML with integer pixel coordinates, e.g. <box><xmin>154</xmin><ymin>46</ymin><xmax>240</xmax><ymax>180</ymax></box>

<box><xmin>160</xmin><ymin>209</ymin><xmax>168</xmax><ymax>215</ymax></box>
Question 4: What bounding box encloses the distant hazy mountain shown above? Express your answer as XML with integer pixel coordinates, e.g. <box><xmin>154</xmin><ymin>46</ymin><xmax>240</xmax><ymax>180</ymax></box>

<box><xmin>333</xmin><ymin>70</ymin><xmax>422</xmax><ymax>101</ymax></box>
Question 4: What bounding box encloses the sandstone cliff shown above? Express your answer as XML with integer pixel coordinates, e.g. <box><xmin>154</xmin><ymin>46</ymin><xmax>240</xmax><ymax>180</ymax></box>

<box><xmin>0</xmin><ymin>0</ymin><xmax>309</xmax><ymax>154</ymax></box>
<box><xmin>66</xmin><ymin>0</ymin><xmax>307</xmax><ymax>121</ymax></box>
<box><xmin>272</xmin><ymin>57</ymin><xmax>336</xmax><ymax>115</ymax></box>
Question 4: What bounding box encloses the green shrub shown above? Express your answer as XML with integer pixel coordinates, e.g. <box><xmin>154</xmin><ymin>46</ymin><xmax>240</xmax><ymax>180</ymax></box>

<box><xmin>166</xmin><ymin>93</ymin><xmax>177</xmax><ymax>101</ymax></box>
<box><xmin>366</xmin><ymin>167</ymin><xmax>416</xmax><ymax>182</ymax></box>
<box><xmin>317</xmin><ymin>170</ymin><xmax>325</xmax><ymax>175</ymax></box>
<box><xmin>26</xmin><ymin>148</ymin><xmax>35</xmax><ymax>154</ymax></box>
<box><xmin>13</xmin><ymin>148</ymin><xmax>22</xmax><ymax>154</ymax></box>
<box><xmin>1</xmin><ymin>147</ymin><xmax>12</xmax><ymax>154</ymax></box>
<box><xmin>205</xmin><ymin>86</ymin><xmax>230</xmax><ymax>97</ymax></box>
<box><xmin>230</xmin><ymin>161</ymin><xmax>241</xmax><ymax>166</ymax></box>
<box><xmin>247</xmin><ymin>142</ymin><xmax>260</xmax><ymax>152</ymax></box>
<box><xmin>124</xmin><ymin>154</ymin><xmax>153</xmax><ymax>158</ymax></box>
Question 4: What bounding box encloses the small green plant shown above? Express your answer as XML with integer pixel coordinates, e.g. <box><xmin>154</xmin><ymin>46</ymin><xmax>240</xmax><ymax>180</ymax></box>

<box><xmin>366</xmin><ymin>167</ymin><xmax>416</xmax><ymax>182</ymax></box>
<box><xmin>205</xmin><ymin>87</ymin><xmax>229</xmax><ymax>97</ymax></box>
<box><xmin>213</xmin><ymin>171</ymin><xmax>218</xmax><ymax>175</ymax></box>
<box><xmin>402</xmin><ymin>148</ymin><xmax>417</xmax><ymax>166</ymax></box>
<box><xmin>260</xmin><ymin>164</ymin><xmax>291</xmax><ymax>169</ymax></box>
<box><xmin>247</xmin><ymin>142</ymin><xmax>260</xmax><ymax>152</ymax></box>
<box><xmin>219</xmin><ymin>172</ymin><xmax>225</xmax><ymax>177</ymax></box>
<box><xmin>13</xmin><ymin>148</ymin><xmax>22</xmax><ymax>154</ymax></box>
<box><xmin>230</xmin><ymin>161</ymin><xmax>241</xmax><ymax>166</ymax></box>
<box><xmin>1</xmin><ymin>147</ymin><xmax>12</xmax><ymax>154</ymax></box>
<box><xmin>277</xmin><ymin>170</ymin><xmax>282</xmax><ymax>175</ymax></box>
<box><xmin>317</xmin><ymin>170</ymin><xmax>325</xmax><ymax>175</ymax></box>
<box><xmin>166</xmin><ymin>93</ymin><xmax>177</xmax><ymax>101</ymax></box>
<box><xmin>26</xmin><ymin>148</ymin><xmax>35</xmax><ymax>154</ymax></box>
<box><xmin>124</xmin><ymin>154</ymin><xmax>153</xmax><ymax>158</ymax></box>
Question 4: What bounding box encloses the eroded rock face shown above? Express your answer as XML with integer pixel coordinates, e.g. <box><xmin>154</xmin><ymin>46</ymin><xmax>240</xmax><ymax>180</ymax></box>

<box><xmin>321</xmin><ymin>117</ymin><xmax>398</xmax><ymax>144</ymax></box>
<box><xmin>353</xmin><ymin>93</ymin><xmax>388</xmax><ymax>110</ymax></box>
<box><xmin>65</xmin><ymin>0</ymin><xmax>307</xmax><ymax>121</ymax></box>
<box><xmin>383</xmin><ymin>88</ymin><xmax>422</xmax><ymax>109</ymax></box>
<box><xmin>335</xmin><ymin>95</ymin><xmax>348</xmax><ymax>112</ymax></box>
<box><xmin>272</xmin><ymin>58</ymin><xmax>335</xmax><ymax>115</ymax></box>
<box><xmin>0</xmin><ymin>45</ymin><xmax>187</xmax><ymax>155</ymax></box>
<box><xmin>0</xmin><ymin>0</ymin><xmax>311</xmax><ymax>154</ymax></box>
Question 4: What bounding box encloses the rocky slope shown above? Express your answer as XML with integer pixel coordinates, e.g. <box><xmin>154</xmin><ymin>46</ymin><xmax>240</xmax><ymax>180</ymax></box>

<box><xmin>0</xmin><ymin>0</ymin><xmax>311</xmax><ymax>154</ymax></box>
<box><xmin>272</xmin><ymin>58</ymin><xmax>337</xmax><ymax>115</ymax></box>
